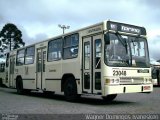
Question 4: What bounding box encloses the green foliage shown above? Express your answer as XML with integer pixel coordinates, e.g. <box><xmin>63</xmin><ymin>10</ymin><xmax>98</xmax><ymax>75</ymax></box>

<box><xmin>0</xmin><ymin>23</ymin><xmax>25</xmax><ymax>54</ymax></box>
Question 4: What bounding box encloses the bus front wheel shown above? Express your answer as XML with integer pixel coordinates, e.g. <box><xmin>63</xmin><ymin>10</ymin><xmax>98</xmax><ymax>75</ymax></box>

<box><xmin>102</xmin><ymin>94</ymin><xmax>117</xmax><ymax>102</ymax></box>
<box><xmin>64</xmin><ymin>77</ymin><xmax>78</xmax><ymax>101</ymax></box>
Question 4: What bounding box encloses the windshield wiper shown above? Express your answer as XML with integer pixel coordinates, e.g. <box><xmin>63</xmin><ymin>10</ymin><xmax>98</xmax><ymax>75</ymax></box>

<box><xmin>115</xmin><ymin>32</ymin><xmax>128</xmax><ymax>54</ymax></box>
<box><xmin>115</xmin><ymin>32</ymin><xmax>126</xmax><ymax>47</ymax></box>
<box><xmin>115</xmin><ymin>33</ymin><xmax>131</xmax><ymax>66</ymax></box>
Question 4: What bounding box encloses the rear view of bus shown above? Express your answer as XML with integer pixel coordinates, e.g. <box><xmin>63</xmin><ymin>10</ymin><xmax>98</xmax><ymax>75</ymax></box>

<box><xmin>101</xmin><ymin>21</ymin><xmax>152</xmax><ymax>101</ymax></box>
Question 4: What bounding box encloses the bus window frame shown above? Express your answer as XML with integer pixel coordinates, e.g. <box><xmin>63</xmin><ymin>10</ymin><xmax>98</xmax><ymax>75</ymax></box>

<box><xmin>16</xmin><ymin>49</ymin><xmax>25</xmax><ymax>66</ymax></box>
<box><xmin>63</xmin><ymin>33</ymin><xmax>79</xmax><ymax>60</ymax></box>
<box><xmin>6</xmin><ymin>53</ymin><xmax>9</xmax><ymax>68</ymax></box>
<box><xmin>47</xmin><ymin>38</ymin><xmax>62</xmax><ymax>62</ymax></box>
<box><xmin>25</xmin><ymin>45</ymin><xmax>35</xmax><ymax>65</ymax></box>
<box><xmin>0</xmin><ymin>63</ymin><xmax>5</xmax><ymax>72</ymax></box>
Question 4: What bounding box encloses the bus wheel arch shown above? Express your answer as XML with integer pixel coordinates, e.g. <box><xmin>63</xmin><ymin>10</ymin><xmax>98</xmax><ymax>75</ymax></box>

<box><xmin>61</xmin><ymin>74</ymin><xmax>76</xmax><ymax>92</ymax></box>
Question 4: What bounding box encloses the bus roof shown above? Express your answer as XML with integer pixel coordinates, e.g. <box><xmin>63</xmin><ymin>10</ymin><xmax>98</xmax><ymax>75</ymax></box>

<box><xmin>8</xmin><ymin>20</ymin><xmax>147</xmax><ymax>52</ymax></box>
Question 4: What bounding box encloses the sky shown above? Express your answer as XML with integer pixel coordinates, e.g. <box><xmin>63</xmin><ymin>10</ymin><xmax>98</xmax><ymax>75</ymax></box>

<box><xmin>0</xmin><ymin>0</ymin><xmax>160</xmax><ymax>60</ymax></box>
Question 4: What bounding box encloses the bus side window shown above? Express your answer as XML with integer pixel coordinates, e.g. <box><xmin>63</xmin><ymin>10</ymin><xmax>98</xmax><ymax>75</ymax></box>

<box><xmin>43</xmin><ymin>51</ymin><xmax>46</xmax><ymax>72</ymax></box>
<box><xmin>63</xmin><ymin>33</ymin><xmax>79</xmax><ymax>59</ymax></box>
<box><xmin>6</xmin><ymin>53</ymin><xmax>9</xmax><ymax>67</ymax></box>
<box><xmin>16</xmin><ymin>49</ymin><xmax>25</xmax><ymax>66</ymax></box>
<box><xmin>48</xmin><ymin>38</ymin><xmax>62</xmax><ymax>61</ymax></box>
<box><xmin>25</xmin><ymin>46</ymin><xmax>35</xmax><ymax>64</ymax></box>
<box><xmin>0</xmin><ymin>63</ymin><xmax>5</xmax><ymax>72</ymax></box>
<box><xmin>37</xmin><ymin>52</ymin><xmax>41</xmax><ymax>72</ymax></box>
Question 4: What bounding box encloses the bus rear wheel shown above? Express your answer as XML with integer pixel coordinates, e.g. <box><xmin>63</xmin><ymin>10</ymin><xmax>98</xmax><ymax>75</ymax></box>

<box><xmin>102</xmin><ymin>94</ymin><xmax>117</xmax><ymax>102</ymax></box>
<box><xmin>0</xmin><ymin>78</ymin><xmax>2</xmax><ymax>87</ymax></box>
<box><xmin>16</xmin><ymin>77</ymin><xmax>24</xmax><ymax>94</ymax></box>
<box><xmin>64</xmin><ymin>77</ymin><xmax>78</xmax><ymax>101</ymax></box>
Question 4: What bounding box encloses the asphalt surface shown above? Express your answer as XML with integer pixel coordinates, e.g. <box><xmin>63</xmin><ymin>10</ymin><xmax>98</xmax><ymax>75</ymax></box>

<box><xmin>0</xmin><ymin>86</ymin><xmax>160</xmax><ymax>115</ymax></box>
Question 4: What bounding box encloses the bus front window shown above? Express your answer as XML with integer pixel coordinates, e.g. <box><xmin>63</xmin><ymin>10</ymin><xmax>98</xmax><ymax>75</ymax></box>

<box><xmin>130</xmin><ymin>37</ymin><xmax>150</xmax><ymax>67</ymax></box>
<box><xmin>105</xmin><ymin>33</ymin><xmax>130</xmax><ymax>67</ymax></box>
<box><xmin>105</xmin><ymin>33</ymin><xmax>150</xmax><ymax>68</ymax></box>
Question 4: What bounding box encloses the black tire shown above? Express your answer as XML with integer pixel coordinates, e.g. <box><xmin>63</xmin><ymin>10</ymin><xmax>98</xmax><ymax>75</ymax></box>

<box><xmin>16</xmin><ymin>77</ymin><xmax>24</xmax><ymax>94</ymax></box>
<box><xmin>64</xmin><ymin>77</ymin><xmax>78</xmax><ymax>101</ymax></box>
<box><xmin>102</xmin><ymin>94</ymin><xmax>117</xmax><ymax>102</ymax></box>
<box><xmin>0</xmin><ymin>78</ymin><xmax>2</xmax><ymax>87</ymax></box>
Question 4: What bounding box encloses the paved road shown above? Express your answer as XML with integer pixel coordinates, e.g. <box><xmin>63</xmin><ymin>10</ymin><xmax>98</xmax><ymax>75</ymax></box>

<box><xmin>0</xmin><ymin>87</ymin><xmax>160</xmax><ymax>114</ymax></box>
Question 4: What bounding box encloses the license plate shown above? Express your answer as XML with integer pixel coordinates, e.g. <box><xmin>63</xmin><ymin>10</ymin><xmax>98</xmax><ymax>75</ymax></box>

<box><xmin>143</xmin><ymin>86</ymin><xmax>151</xmax><ymax>90</ymax></box>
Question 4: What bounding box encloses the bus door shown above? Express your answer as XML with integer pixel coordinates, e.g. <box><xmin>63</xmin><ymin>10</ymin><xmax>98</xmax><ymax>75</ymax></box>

<box><xmin>9</xmin><ymin>55</ymin><xmax>16</xmax><ymax>87</ymax></box>
<box><xmin>36</xmin><ymin>47</ymin><xmax>46</xmax><ymax>90</ymax></box>
<box><xmin>82</xmin><ymin>35</ymin><xmax>102</xmax><ymax>94</ymax></box>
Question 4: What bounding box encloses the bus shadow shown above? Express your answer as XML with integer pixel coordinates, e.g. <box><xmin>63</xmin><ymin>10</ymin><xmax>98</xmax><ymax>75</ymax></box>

<box><xmin>76</xmin><ymin>97</ymin><xmax>136</xmax><ymax>106</ymax></box>
<box><xmin>10</xmin><ymin>90</ymin><xmax>136</xmax><ymax>106</ymax></box>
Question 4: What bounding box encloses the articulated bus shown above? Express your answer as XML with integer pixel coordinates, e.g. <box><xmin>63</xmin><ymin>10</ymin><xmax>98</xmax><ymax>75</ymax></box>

<box><xmin>4</xmin><ymin>20</ymin><xmax>153</xmax><ymax>101</ymax></box>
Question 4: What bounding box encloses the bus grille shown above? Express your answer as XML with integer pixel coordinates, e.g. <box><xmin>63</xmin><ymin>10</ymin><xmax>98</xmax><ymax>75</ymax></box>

<box><xmin>120</xmin><ymin>77</ymin><xmax>144</xmax><ymax>84</ymax></box>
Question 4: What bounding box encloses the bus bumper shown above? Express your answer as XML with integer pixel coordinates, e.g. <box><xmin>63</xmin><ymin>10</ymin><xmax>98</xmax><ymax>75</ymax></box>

<box><xmin>103</xmin><ymin>84</ymin><xmax>153</xmax><ymax>95</ymax></box>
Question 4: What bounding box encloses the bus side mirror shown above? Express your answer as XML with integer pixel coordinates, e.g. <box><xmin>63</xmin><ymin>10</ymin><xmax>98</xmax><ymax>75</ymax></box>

<box><xmin>104</xmin><ymin>33</ymin><xmax>110</xmax><ymax>45</ymax></box>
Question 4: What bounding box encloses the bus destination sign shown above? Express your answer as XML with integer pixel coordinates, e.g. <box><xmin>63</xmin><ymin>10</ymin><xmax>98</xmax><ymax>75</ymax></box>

<box><xmin>107</xmin><ymin>21</ymin><xmax>146</xmax><ymax>35</ymax></box>
<box><xmin>121</xmin><ymin>25</ymin><xmax>140</xmax><ymax>34</ymax></box>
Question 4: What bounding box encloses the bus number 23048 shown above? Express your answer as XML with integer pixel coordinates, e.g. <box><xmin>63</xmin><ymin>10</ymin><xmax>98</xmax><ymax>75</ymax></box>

<box><xmin>113</xmin><ymin>70</ymin><xmax>127</xmax><ymax>76</ymax></box>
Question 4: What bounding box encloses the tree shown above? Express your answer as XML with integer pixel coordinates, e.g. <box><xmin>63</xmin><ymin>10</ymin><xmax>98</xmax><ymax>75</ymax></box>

<box><xmin>0</xmin><ymin>23</ymin><xmax>25</xmax><ymax>54</ymax></box>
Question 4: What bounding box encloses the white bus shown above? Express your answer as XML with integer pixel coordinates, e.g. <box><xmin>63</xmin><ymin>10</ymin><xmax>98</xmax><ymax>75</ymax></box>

<box><xmin>5</xmin><ymin>20</ymin><xmax>153</xmax><ymax>101</ymax></box>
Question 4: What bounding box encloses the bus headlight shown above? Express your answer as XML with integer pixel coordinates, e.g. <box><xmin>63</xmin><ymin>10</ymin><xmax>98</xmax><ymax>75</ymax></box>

<box><xmin>105</xmin><ymin>78</ymin><xmax>120</xmax><ymax>84</ymax></box>
<box><xmin>144</xmin><ymin>78</ymin><xmax>152</xmax><ymax>83</ymax></box>
<box><xmin>149</xmin><ymin>78</ymin><xmax>152</xmax><ymax>82</ymax></box>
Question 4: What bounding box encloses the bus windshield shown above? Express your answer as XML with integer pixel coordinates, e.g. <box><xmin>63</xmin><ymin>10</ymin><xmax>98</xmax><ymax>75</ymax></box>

<box><xmin>105</xmin><ymin>33</ymin><xmax>150</xmax><ymax>68</ymax></box>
